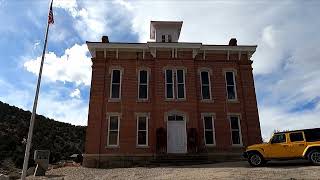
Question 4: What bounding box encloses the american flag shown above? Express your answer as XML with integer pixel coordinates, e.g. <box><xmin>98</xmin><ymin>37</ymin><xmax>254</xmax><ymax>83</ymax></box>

<box><xmin>48</xmin><ymin>0</ymin><xmax>54</xmax><ymax>24</ymax></box>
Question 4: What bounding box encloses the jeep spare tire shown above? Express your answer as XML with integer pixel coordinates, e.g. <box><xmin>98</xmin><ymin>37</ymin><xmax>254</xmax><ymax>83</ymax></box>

<box><xmin>248</xmin><ymin>153</ymin><xmax>265</xmax><ymax>167</ymax></box>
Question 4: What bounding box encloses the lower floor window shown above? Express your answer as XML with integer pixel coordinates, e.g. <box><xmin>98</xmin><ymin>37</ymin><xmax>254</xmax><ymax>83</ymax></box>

<box><xmin>229</xmin><ymin>115</ymin><xmax>242</xmax><ymax>145</ymax></box>
<box><xmin>105</xmin><ymin>112</ymin><xmax>244</xmax><ymax>147</ymax></box>
<box><xmin>107</xmin><ymin>115</ymin><xmax>120</xmax><ymax>146</ymax></box>
<box><xmin>137</xmin><ymin>115</ymin><xmax>148</xmax><ymax>146</ymax></box>
<box><xmin>203</xmin><ymin>115</ymin><xmax>215</xmax><ymax>145</ymax></box>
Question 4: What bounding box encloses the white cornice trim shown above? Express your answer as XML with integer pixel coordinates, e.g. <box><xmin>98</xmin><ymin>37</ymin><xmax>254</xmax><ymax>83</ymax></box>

<box><xmin>148</xmin><ymin>42</ymin><xmax>202</xmax><ymax>48</ymax></box>
<box><xmin>202</xmin><ymin>45</ymin><xmax>257</xmax><ymax>51</ymax></box>
<box><xmin>86</xmin><ymin>42</ymin><xmax>257</xmax><ymax>58</ymax></box>
<box><xmin>88</xmin><ymin>43</ymin><xmax>148</xmax><ymax>49</ymax></box>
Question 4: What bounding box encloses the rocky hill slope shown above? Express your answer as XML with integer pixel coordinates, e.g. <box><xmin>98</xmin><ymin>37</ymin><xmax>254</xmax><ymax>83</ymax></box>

<box><xmin>0</xmin><ymin>101</ymin><xmax>86</xmax><ymax>171</ymax></box>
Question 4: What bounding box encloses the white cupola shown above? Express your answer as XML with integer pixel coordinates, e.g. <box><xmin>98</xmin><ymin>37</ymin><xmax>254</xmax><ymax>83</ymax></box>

<box><xmin>150</xmin><ymin>21</ymin><xmax>183</xmax><ymax>43</ymax></box>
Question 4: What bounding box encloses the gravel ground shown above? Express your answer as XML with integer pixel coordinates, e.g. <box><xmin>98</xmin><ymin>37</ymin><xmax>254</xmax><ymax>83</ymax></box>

<box><xmin>26</xmin><ymin>161</ymin><xmax>320</xmax><ymax>180</ymax></box>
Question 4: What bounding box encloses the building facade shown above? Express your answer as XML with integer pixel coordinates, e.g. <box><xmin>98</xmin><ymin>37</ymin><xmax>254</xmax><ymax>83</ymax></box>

<box><xmin>84</xmin><ymin>21</ymin><xmax>262</xmax><ymax>167</ymax></box>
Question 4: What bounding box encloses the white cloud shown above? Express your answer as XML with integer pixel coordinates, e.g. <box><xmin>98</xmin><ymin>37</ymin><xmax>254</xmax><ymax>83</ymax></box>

<box><xmin>37</xmin><ymin>89</ymin><xmax>88</xmax><ymax>125</ymax></box>
<box><xmin>113</xmin><ymin>0</ymin><xmax>133</xmax><ymax>11</ymax></box>
<box><xmin>261</xmin><ymin>26</ymin><xmax>276</xmax><ymax>48</ymax></box>
<box><xmin>49</xmin><ymin>25</ymin><xmax>70</xmax><ymax>43</ymax></box>
<box><xmin>259</xmin><ymin>104</ymin><xmax>320</xmax><ymax>140</ymax></box>
<box><xmin>53</xmin><ymin>0</ymin><xmax>78</xmax><ymax>17</ymax></box>
<box><xmin>52</xmin><ymin>0</ymin><xmax>135</xmax><ymax>41</ymax></box>
<box><xmin>0</xmin><ymin>78</ymin><xmax>32</xmax><ymax>110</ymax></box>
<box><xmin>53</xmin><ymin>0</ymin><xmax>103</xmax><ymax>41</ymax></box>
<box><xmin>70</xmin><ymin>88</ymin><xmax>81</xmax><ymax>99</ymax></box>
<box><xmin>23</xmin><ymin>43</ymin><xmax>92</xmax><ymax>86</ymax></box>
<box><xmin>0</xmin><ymin>78</ymin><xmax>88</xmax><ymax>126</ymax></box>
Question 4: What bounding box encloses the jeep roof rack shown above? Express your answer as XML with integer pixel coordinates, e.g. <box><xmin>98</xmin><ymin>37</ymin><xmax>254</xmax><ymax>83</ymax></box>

<box><xmin>274</xmin><ymin>128</ymin><xmax>320</xmax><ymax>134</ymax></box>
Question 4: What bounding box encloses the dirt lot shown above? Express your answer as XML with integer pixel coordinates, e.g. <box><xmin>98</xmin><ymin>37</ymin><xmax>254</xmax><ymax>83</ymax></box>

<box><xmin>26</xmin><ymin>160</ymin><xmax>320</xmax><ymax>180</ymax></box>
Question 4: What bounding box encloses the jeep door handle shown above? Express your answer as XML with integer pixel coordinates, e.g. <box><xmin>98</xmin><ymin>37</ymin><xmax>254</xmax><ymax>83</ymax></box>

<box><xmin>298</xmin><ymin>144</ymin><xmax>304</xmax><ymax>146</ymax></box>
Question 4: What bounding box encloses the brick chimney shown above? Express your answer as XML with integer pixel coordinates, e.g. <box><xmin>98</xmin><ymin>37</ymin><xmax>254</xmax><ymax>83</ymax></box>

<box><xmin>102</xmin><ymin>36</ymin><xmax>109</xmax><ymax>43</ymax></box>
<box><xmin>229</xmin><ymin>38</ymin><xmax>237</xmax><ymax>46</ymax></box>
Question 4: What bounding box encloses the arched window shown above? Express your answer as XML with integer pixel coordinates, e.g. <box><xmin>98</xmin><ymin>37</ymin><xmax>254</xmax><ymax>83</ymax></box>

<box><xmin>199</xmin><ymin>69</ymin><xmax>212</xmax><ymax>100</ymax></box>
<box><xmin>138</xmin><ymin>69</ymin><xmax>149</xmax><ymax>100</ymax></box>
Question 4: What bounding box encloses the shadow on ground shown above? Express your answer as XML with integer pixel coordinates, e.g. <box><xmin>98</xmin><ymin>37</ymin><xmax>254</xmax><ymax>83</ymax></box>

<box><xmin>146</xmin><ymin>160</ymin><xmax>313</xmax><ymax>169</ymax></box>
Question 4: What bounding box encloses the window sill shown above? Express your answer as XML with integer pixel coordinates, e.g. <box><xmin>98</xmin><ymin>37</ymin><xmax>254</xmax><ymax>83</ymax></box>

<box><xmin>136</xmin><ymin>145</ymin><xmax>149</xmax><ymax>148</ymax></box>
<box><xmin>227</xmin><ymin>99</ymin><xmax>239</xmax><ymax>103</ymax></box>
<box><xmin>136</xmin><ymin>99</ymin><xmax>150</xmax><ymax>103</ymax></box>
<box><xmin>108</xmin><ymin>99</ymin><xmax>121</xmax><ymax>102</ymax></box>
<box><xmin>164</xmin><ymin>98</ymin><xmax>187</xmax><ymax>102</ymax></box>
<box><xmin>106</xmin><ymin>145</ymin><xmax>120</xmax><ymax>149</ymax></box>
<box><xmin>201</xmin><ymin>99</ymin><xmax>214</xmax><ymax>103</ymax></box>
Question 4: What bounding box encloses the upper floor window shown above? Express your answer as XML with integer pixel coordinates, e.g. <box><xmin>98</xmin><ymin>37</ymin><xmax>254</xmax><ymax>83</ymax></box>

<box><xmin>168</xmin><ymin>35</ymin><xmax>172</xmax><ymax>42</ymax></box>
<box><xmin>203</xmin><ymin>115</ymin><xmax>215</xmax><ymax>145</ymax></box>
<box><xmin>229</xmin><ymin>115</ymin><xmax>242</xmax><ymax>146</ymax></box>
<box><xmin>107</xmin><ymin>115</ymin><xmax>120</xmax><ymax>147</ymax></box>
<box><xmin>200</xmin><ymin>71</ymin><xmax>212</xmax><ymax>100</ymax></box>
<box><xmin>138</xmin><ymin>70</ymin><xmax>149</xmax><ymax>100</ymax></box>
<box><xmin>165</xmin><ymin>69</ymin><xmax>174</xmax><ymax>99</ymax></box>
<box><xmin>165</xmin><ymin>69</ymin><xmax>186</xmax><ymax>100</ymax></box>
<box><xmin>225</xmin><ymin>71</ymin><xmax>237</xmax><ymax>100</ymax></box>
<box><xmin>176</xmin><ymin>69</ymin><xmax>185</xmax><ymax>99</ymax></box>
<box><xmin>110</xmin><ymin>69</ymin><xmax>121</xmax><ymax>99</ymax></box>
<box><xmin>161</xmin><ymin>35</ymin><xmax>166</xmax><ymax>42</ymax></box>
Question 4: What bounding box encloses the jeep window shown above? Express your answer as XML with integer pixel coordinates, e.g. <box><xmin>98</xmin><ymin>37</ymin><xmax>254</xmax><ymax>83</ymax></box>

<box><xmin>304</xmin><ymin>129</ymin><xmax>320</xmax><ymax>142</ymax></box>
<box><xmin>289</xmin><ymin>132</ymin><xmax>304</xmax><ymax>142</ymax></box>
<box><xmin>271</xmin><ymin>134</ymin><xmax>286</xmax><ymax>144</ymax></box>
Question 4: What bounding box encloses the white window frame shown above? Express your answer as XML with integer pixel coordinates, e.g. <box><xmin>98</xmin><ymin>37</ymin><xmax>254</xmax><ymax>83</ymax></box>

<box><xmin>165</xmin><ymin>69</ymin><xmax>175</xmax><ymax>100</ymax></box>
<box><xmin>225</xmin><ymin>71</ymin><xmax>237</xmax><ymax>101</ymax></box>
<box><xmin>136</xmin><ymin>113</ymin><xmax>149</xmax><ymax>147</ymax></box>
<box><xmin>109</xmin><ymin>69</ymin><xmax>122</xmax><ymax>101</ymax></box>
<box><xmin>107</xmin><ymin>114</ymin><xmax>120</xmax><ymax>147</ymax></box>
<box><xmin>176</xmin><ymin>69</ymin><xmax>186</xmax><ymax>100</ymax></box>
<box><xmin>168</xmin><ymin>34</ymin><xmax>172</xmax><ymax>42</ymax></box>
<box><xmin>138</xmin><ymin>69</ymin><xmax>149</xmax><ymax>101</ymax></box>
<box><xmin>200</xmin><ymin>70</ymin><xmax>212</xmax><ymax>100</ymax></box>
<box><xmin>202</xmin><ymin>113</ymin><xmax>216</xmax><ymax>146</ymax></box>
<box><xmin>161</xmin><ymin>35</ymin><xmax>166</xmax><ymax>42</ymax></box>
<box><xmin>228</xmin><ymin>114</ymin><xmax>243</xmax><ymax>146</ymax></box>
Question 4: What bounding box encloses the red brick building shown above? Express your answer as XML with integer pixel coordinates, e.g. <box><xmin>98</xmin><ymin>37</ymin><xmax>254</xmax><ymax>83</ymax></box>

<box><xmin>84</xmin><ymin>21</ymin><xmax>262</xmax><ymax>167</ymax></box>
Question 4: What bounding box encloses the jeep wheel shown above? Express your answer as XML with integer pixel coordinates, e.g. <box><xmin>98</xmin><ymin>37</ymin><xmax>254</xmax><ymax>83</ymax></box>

<box><xmin>308</xmin><ymin>150</ymin><xmax>320</xmax><ymax>165</ymax></box>
<box><xmin>248</xmin><ymin>153</ymin><xmax>265</xmax><ymax>167</ymax></box>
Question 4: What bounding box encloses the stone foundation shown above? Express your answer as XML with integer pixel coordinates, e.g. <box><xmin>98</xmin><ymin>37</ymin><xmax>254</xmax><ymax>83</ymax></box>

<box><xmin>83</xmin><ymin>154</ymin><xmax>154</xmax><ymax>168</ymax></box>
<box><xmin>83</xmin><ymin>150</ymin><xmax>245</xmax><ymax>168</ymax></box>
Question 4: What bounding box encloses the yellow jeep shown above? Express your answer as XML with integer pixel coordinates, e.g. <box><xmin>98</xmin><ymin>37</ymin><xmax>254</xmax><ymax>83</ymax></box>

<box><xmin>243</xmin><ymin>128</ymin><xmax>320</xmax><ymax>166</ymax></box>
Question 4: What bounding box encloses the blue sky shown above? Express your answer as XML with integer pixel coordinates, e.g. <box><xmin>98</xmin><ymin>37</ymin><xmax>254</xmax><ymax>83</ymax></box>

<box><xmin>0</xmin><ymin>0</ymin><xmax>319</xmax><ymax>139</ymax></box>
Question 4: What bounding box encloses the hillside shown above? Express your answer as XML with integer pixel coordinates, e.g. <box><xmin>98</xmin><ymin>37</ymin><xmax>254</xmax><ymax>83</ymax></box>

<box><xmin>0</xmin><ymin>101</ymin><xmax>86</xmax><ymax>170</ymax></box>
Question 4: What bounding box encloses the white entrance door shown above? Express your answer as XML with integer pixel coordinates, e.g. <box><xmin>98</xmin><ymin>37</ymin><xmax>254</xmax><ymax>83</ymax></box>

<box><xmin>167</xmin><ymin>115</ymin><xmax>187</xmax><ymax>153</ymax></box>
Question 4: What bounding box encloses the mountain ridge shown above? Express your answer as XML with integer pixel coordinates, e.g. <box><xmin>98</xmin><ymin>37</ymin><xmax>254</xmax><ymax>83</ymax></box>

<box><xmin>0</xmin><ymin>100</ymin><xmax>86</xmax><ymax>170</ymax></box>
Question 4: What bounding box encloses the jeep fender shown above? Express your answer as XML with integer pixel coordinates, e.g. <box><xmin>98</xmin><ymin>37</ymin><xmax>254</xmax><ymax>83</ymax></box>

<box><xmin>302</xmin><ymin>145</ymin><xmax>320</xmax><ymax>157</ymax></box>
<box><xmin>246</xmin><ymin>149</ymin><xmax>266</xmax><ymax>158</ymax></box>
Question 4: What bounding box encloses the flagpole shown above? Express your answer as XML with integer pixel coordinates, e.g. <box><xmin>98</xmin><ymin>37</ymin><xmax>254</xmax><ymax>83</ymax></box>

<box><xmin>21</xmin><ymin>3</ymin><xmax>52</xmax><ymax>180</ymax></box>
